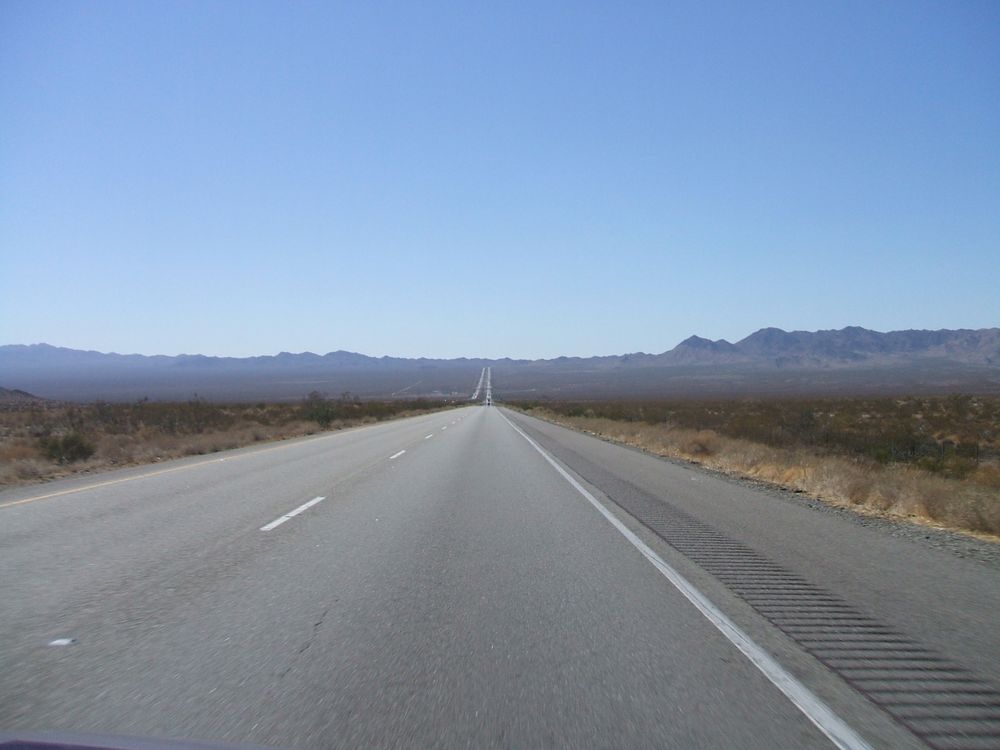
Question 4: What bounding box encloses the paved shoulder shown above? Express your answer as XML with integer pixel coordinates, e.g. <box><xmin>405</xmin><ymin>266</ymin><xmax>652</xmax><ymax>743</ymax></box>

<box><xmin>502</xmin><ymin>407</ymin><xmax>1000</xmax><ymax>750</ymax></box>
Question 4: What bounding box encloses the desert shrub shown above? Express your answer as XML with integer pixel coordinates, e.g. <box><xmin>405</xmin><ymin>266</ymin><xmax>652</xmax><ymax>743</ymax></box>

<box><xmin>14</xmin><ymin>461</ymin><xmax>43</xmax><ymax>480</ymax></box>
<box><xmin>302</xmin><ymin>392</ymin><xmax>341</xmax><ymax>427</ymax></box>
<box><xmin>972</xmin><ymin>463</ymin><xmax>1000</xmax><ymax>489</ymax></box>
<box><xmin>39</xmin><ymin>433</ymin><xmax>95</xmax><ymax>464</ymax></box>
<box><xmin>682</xmin><ymin>430</ymin><xmax>720</xmax><ymax>457</ymax></box>
<box><xmin>300</xmin><ymin>391</ymin><xmax>446</xmax><ymax>428</ymax></box>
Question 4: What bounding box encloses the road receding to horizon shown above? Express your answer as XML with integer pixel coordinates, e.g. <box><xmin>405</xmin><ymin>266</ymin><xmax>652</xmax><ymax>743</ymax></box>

<box><xmin>1</xmin><ymin>404</ymin><xmax>998</xmax><ymax>749</ymax></box>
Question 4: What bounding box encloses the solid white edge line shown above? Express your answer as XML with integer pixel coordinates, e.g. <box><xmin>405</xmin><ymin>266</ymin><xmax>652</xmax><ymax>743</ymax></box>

<box><xmin>496</xmin><ymin>410</ymin><xmax>872</xmax><ymax>750</ymax></box>
<box><xmin>260</xmin><ymin>496</ymin><xmax>325</xmax><ymax>532</ymax></box>
<box><xmin>389</xmin><ymin>450</ymin><xmax>406</xmax><ymax>460</ymax></box>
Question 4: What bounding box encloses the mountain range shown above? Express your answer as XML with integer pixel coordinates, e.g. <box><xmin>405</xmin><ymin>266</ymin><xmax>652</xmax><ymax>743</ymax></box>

<box><xmin>2</xmin><ymin>326</ymin><xmax>998</xmax><ymax>402</ymax></box>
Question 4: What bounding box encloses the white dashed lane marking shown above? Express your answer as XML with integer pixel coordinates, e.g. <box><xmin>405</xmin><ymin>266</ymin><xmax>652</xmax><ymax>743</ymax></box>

<box><xmin>260</xmin><ymin>496</ymin><xmax>325</xmax><ymax>532</ymax></box>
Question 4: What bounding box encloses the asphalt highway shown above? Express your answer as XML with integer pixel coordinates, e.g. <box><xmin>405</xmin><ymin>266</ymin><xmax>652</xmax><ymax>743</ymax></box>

<box><xmin>1</xmin><ymin>404</ymin><xmax>998</xmax><ymax>749</ymax></box>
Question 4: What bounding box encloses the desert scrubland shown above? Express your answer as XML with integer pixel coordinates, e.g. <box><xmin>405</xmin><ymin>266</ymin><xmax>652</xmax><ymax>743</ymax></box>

<box><xmin>0</xmin><ymin>393</ymin><xmax>454</xmax><ymax>489</ymax></box>
<box><xmin>511</xmin><ymin>395</ymin><xmax>1000</xmax><ymax>538</ymax></box>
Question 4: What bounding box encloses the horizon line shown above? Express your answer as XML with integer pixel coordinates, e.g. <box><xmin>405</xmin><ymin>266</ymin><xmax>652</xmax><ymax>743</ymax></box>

<box><xmin>3</xmin><ymin>324</ymin><xmax>999</xmax><ymax>362</ymax></box>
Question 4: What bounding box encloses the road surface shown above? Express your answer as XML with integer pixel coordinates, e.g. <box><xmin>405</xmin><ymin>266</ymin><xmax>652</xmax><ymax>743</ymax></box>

<box><xmin>470</xmin><ymin>367</ymin><xmax>490</xmax><ymax>402</ymax></box>
<box><xmin>1</xmin><ymin>404</ymin><xmax>998</xmax><ymax>749</ymax></box>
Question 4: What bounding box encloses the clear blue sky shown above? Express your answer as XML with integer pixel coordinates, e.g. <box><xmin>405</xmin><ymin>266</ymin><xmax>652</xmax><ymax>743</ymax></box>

<box><xmin>2</xmin><ymin>1</ymin><xmax>998</xmax><ymax>359</ymax></box>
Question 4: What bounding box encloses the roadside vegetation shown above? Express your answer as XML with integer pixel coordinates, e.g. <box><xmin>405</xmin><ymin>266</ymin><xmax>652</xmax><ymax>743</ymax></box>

<box><xmin>0</xmin><ymin>393</ymin><xmax>454</xmax><ymax>489</ymax></box>
<box><xmin>510</xmin><ymin>396</ymin><xmax>1000</xmax><ymax>538</ymax></box>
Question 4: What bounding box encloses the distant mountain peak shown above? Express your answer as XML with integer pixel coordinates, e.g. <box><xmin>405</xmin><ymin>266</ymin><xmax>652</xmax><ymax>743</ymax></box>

<box><xmin>678</xmin><ymin>335</ymin><xmax>714</xmax><ymax>348</ymax></box>
<box><xmin>0</xmin><ymin>386</ymin><xmax>47</xmax><ymax>405</ymax></box>
<box><xmin>677</xmin><ymin>335</ymin><xmax>735</xmax><ymax>351</ymax></box>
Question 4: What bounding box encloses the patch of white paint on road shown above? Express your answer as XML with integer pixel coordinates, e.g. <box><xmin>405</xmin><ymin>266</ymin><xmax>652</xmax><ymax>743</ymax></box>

<box><xmin>389</xmin><ymin>450</ymin><xmax>406</xmax><ymax>460</ymax></box>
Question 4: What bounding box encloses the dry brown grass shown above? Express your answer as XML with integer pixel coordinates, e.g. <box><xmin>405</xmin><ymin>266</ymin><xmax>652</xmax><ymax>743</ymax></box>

<box><xmin>0</xmin><ymin>398</ymin><xmax>454</xmax><ymax>490</ymax></box>
<box><xmin>522</xmin><ymin>410</ymin><xmax>1000</xmax><ymax>539</ymax></box>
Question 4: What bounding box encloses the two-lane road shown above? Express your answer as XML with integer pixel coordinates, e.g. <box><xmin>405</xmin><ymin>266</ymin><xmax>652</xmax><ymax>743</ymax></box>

<box><xmin>1</xmin><ymin>405</ymin><xmax>998</xmax><ymax>748</ymax></box>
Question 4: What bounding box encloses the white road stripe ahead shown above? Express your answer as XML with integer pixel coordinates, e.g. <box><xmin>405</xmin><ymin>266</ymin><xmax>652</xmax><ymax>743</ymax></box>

<box><xmin>497</xmin><ymin>410</ymin><xmax>872</xmax><ymax>750</ymax></box>
<box><xmin>389</xmin><ymin>450</ymin><xmax>406</xmax><ymax>460</ymax></box>
<box><xmin>260</xmin><ymin>496</ymin><xmax>325</xmax><ymax>531</ymax></box>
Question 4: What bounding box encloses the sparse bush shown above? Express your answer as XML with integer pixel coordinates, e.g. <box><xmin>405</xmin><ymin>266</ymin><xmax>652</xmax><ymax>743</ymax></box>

<box><xmin>682</xmin><ymin>430</ymin><xmax>719</xmax><ymax>457</ymax></box>
<box><xmin>39</xmin><ymin>433</ymin><xmax>95</xmax><ymax>464</ymax></box>
<box><xmin>300</xmin><ymin>391</ymin><xmax>444</xmax><ymax>428</ymax></box>
<box><xmin>302</xmin><ymin>391</ymin><xmax>336</xmax><ymax>427</ymax></box>
<box><xmin>13</xmin><ymin>461</ymin><xmax>43</xmax><ymax>480</ymax></box>
<box><xmin>973</xmin><ymin>464</ymin><xmax>1000</xmax><ymax>489</ymax></box>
